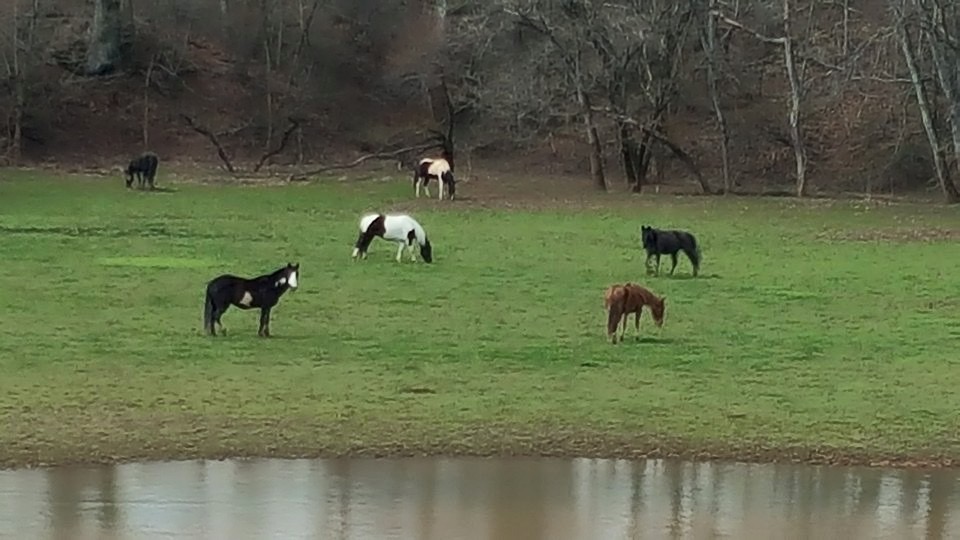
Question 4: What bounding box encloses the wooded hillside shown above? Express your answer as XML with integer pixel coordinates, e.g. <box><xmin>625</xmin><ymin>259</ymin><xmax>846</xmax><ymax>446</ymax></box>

<box><xmin>3</xmin><ymin>0</ymin><xmax>960</xmax><ymax>200</ymax></box>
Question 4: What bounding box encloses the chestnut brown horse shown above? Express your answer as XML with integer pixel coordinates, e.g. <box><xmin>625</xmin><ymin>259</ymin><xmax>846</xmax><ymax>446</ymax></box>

<box><xmin>603</xmin><ymin>283</ymin><xmax>666</xmax><ymax>344</ymax></box>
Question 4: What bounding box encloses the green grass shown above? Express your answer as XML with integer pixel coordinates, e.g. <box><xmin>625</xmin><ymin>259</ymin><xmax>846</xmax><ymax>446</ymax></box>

<box><xmin>1</xmin><ymin>170</ymin><xmax>959</xmax><ymax>468</ymax></box>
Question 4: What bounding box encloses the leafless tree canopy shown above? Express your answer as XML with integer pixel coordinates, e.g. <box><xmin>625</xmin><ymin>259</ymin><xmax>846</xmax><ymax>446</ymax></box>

<box><xmin>1</xmin><ymin>0</ymin><xmax>960</xmax><ymax>200</ymax></box>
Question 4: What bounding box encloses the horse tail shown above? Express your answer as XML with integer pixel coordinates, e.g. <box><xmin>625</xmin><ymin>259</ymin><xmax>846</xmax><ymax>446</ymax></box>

<box><xmin>606</xmin><ymin>287</ymin><xmax>626</xmax><ymax>341</ymax></box>
<box><xmin>203</xmin><ymin>287</ymin><xmax>215</xmax><ymax>333</ymax></box>
<box><xmin>682</xmin><ymin>233</ymin><xmax>702</xmax><ymax>275</ymax></box>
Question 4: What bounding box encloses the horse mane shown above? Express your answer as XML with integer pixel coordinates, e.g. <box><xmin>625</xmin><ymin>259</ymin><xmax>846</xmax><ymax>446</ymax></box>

<box><xmin>246</xmin><ymin>265</ymin><xmax>287</xmax><ymax>284</ymax></box>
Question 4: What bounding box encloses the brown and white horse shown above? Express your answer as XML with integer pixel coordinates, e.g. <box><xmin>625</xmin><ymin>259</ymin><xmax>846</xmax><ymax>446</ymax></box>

<box><xmin>413</xmin><ymin>158</ymin><xmax>456</xmax><ymax>200</ymax></box>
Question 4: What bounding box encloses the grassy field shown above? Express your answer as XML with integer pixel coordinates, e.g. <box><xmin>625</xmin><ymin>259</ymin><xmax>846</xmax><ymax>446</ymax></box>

<box><xmin>1</xmin><ymin>169</ymin><xmax>959</xmax><ymax>469</ymax></box>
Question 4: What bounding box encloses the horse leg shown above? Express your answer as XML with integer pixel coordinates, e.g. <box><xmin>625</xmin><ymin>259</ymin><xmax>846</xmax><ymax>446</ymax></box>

<box><xmin>207</xmin><ymin>307</ymin><xmax>217</xmax><ymax>336</ymax></box>
<box><xmin>258</xmin><ymin>307</ymin><xmax>272</xmax><ymax>337</ymax></box>
<box><xmin>438</xmin><ymin>179</ymin><xmax>444</xmax><ymax>201</ymax></box>
<box><xmin>212</xmin><ymin>306</ymin><xmax>227</xmax><ymax>336</ymax></box>
<box><xmin>408</xmin><ymin>241</ymin><xmax>417</xmax><ymax>262</ymax></box>
<box><xmin>395</xmin><ymin>242</ymin><xmax>405</xmax><ymax>263</ymax></box>
<box><xmin>635</xmin><ymin>310</ymin><xmax>642</xmax><ymax>340</ymax></box>
<box><xmin>655</xmin><ymin>254</ymin><xmax>662</xmax><ymax>275</ymax></box>
<box><xmin>670</xmin><ymin>253</ymin><xmax>678</xmax><ymax>275</ymax></box>
<box><xmin>415</xmin><ymin>178</ymin><xmax>421</xmax><ymax>198</ymax></box>
<box><xmin>207</xmin><ymin>299</ymin><xmax>222</xmax><ymax>336</ymax></box>
<box><xmin>423</xmin><ymin>179</ymin><xmax>431</xmax><ymax>198</ymax></box>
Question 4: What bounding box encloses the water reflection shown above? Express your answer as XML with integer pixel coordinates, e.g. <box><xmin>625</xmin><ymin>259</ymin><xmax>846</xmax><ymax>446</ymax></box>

<box><xmin>0</xmin><ymin>458</ymin><xmax>958</xmax><ymax>539</ymax></box>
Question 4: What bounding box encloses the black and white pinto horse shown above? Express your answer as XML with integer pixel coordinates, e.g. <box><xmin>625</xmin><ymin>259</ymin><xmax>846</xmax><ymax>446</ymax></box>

<box><xmin>352</xmin><ymin>213</ymin><xmax>433</xmax><ymax>263</ymax></box>
<box><xmin>203</xmin><ymin>262</ymin><xmax>300</xmax><ymax>337</ymax></box>
<box><xmin>125</xmin><ymin>151</ymin><xmax>160</xmax><ymax>189</ymax></box>
<box><xmin>413</xmin><ymin>158</ymin><xmax>456</xmax><ymax>200</ymax></box>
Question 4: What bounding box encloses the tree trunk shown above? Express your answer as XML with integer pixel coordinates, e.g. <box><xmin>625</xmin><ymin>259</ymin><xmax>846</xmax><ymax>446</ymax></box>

<box><xmin>842</xmin><ymin>0</ymin><xmax>849</xmax><ymax>57</ymax></box>
<box><xmin>895</xmin><ymin>5</ymin><xmax>960</xmax><ymax>202</ymax></box>
<box><xmin>631</xmin><ymin>130</ymin><xmax>654</xmax><ymax>193</ymax></box>
<box><xmin>782</xmin><ymin>0</ymin><xmax>808</xmax><ymax>197</ymax></box>
<box><xmin>120</xmin><ymin>0</ymin><xmax>134</xmax><ymax>40</ymax></box>
<box><xmin>86</xmin><ymin>0</ymin><xmax>123</xmax><ymax>76</ymax></box>
<box><xmin>578</xmin><ymin>88</ymin><xmax>606</xmax><ymax>191</ymax></box>
<box><xmin>142</xmin><ymin>55</ymin><xmax>155</xmax><ymax>149</ymax></box>
<box><xmin>219</xmin><ymin>0</ymin><xmax>231</xmax><ymax>41</ymax></box>
<box><xmin>927</xmin><ymin>6</ymin><xmax>960</xmax><ymax>192</ymax></box>
<box><xmin>618</xmin><ymin>121</ymin><xmax>640</xmax><ymax>187</ymax></box>
<box><xmin>701</xmin><ymin>0</ymin><xmax>732</xmax><ymax>193</ymax></box>
<box><xmin>264</xmin><ymin>37</ymin><xmax>274</xmax><ymax>151</ymax></box>
<box><xmin>11</xmin><ymin>0</ymin><xmax>22</xmax><ymax>163</ymax></box>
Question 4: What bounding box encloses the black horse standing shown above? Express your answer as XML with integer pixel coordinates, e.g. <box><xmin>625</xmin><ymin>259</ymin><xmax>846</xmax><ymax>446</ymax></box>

<box><xmin>641</xmin><ymin>225</ymin><xmax>701</xmax><ymax>277</ymax></box>
<box><xmin>125</xmin><ymin>151</ymin><xmax>159</xmax><ymax>189</ymax></box>
<box><xmin>203</xmin><ymin>263</ymin><xmax>300</xmax><ymax>337</ymax></box>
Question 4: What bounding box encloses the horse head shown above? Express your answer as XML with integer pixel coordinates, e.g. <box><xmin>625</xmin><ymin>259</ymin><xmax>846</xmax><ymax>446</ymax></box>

<box><xmin>280</xmin><ymin>262</ymin><xmax>300</xmax><ymax>289</ymax></box>
<box><xmin>442</xmin><ymin>170</ymin><xmax>456</xmax><ymax>200</ymax></box>
<box><xmin>640</xmin><ymin>225</ymin><xmax>657</xmax><ymax>248</ymax></box>
<box><xmin>419</xmin><ymin>238</ymin><xmax>433</xmax><ymax>263</ymax></box>
<box><xmin>651</xmin><ymin>295</ymin><xmax>666</xmax><ymax>327</ymax></box>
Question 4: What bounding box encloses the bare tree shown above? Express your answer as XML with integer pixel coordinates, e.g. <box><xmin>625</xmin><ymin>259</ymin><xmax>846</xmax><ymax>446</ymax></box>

<box><xmin>696</xmin><ymin>0</ymin><xmax>732</xmax><ymax>193</ymax></box>
<box><xmin>891</xmin><ymin>0</ymin><xmax>959</xmax><ymax>202</ymax></box>
<box><xmin>714</xmin><ymin>1</ymin><xmax>809</xmax><ymax>197</ymax></box>
<box><xmin>506</xmin><ymin>0</ymin><xmax>607</xmax><ymax>191</ymax></box>
<box><xmin>86</xmin><ymin>0</ymin><xmax>123</xmax><ymax>75</ymax></box>
<box><xmin>10</xmin><ymin>0</ymin><xmax>23</xmax><ymax>163</ymax></box>
<box><xmin>584</xmin><ymin>0</ymin><xmax>696</xmax><ymax>193</ymax></box>
<box><xmin>623</xmin><ymin>1</ymin><xmax>698</xmax><ymax>193</ymax></box>
<box><xmin>6</xmin><ymin>0</ymin><xmax>39</xmax><ymax>164</ymax></box>
<box><xmin>920</xmin><ymin>0</ymin><xmax>960</xmax><ymax>200</ymax></box>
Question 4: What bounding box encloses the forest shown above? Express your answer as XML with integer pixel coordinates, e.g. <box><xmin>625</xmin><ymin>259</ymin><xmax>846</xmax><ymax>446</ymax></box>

<box><xmin>2</xmin><ymin>0</ymin><xmax>960</xmax><ymax>201</ymax></box>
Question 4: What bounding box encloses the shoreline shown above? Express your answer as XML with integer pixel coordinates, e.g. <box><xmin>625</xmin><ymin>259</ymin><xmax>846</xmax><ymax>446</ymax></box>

<box><xmin>3</xmin><ymin>438</ymin><xmax>956</xmax><ymax>471</ymax></box>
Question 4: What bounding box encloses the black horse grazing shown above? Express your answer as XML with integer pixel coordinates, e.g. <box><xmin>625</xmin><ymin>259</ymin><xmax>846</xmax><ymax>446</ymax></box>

<box><xmin>641</xmin><ymin>225</ymin><xmax>701</xmax><ymax>277</ymax></box>
<box><xmin>203</xmin><ymin>263</ymin><xmax>300</xmax><ymax>337</ymax></box>
<box><xmin>125</xmin><ymin>151</ymin><xmax>159</xmax><ymax>189</ymax></box>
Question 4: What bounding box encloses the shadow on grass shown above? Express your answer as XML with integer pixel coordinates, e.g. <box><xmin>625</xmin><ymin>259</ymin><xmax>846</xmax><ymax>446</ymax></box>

<box><xmin>128</xmin><ymin>186</ymin><xmax>178</xmax><ymax>194</ymax></box>
<box><xmin>646</xmin><ymin>272</ymin><xmax>721</xmax><ymax>281</ymax></box>
<box><xmin>150</xmin><ymin>186</ymin><xmax>178</xmax><ymax>194</ymax></box>
<box><xmin>197</xmin><ymin>332</ymin><xmax>314</xmax><ymax>341</ymax></box>
<box><xmin>618</xmin><ymin>336</ymin><xmax>677</xmax><ymax>345</ymax></box>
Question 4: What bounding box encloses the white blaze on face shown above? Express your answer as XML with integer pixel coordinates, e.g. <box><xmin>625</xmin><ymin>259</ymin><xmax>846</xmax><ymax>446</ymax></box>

<box><xmin>288</xmin><ymin>270</ymin><xmax>299</xmax><ymax>289</ymax></box>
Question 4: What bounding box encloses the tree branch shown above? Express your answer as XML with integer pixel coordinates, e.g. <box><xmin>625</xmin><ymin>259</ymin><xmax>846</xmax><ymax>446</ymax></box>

<box><xmin>180</xmin><ymin>114</ymin><xmax>235</xmax><ymax>173</ymax></box>
<box><xmin>253</xmin><ymin>118</ymin><xmax>300</xmax><ymax>172</ymax></box>
<box><xmin>711</xmin><ymin>10</ymin><xmax>786</xmax><ymax>44</ymax></box>
<box><xmin>288</xmin><ymin>141</ymin><xmax>445</xmax><ymax>182</ymax></box>
<box><xmin>615</xmin><ymin>114</ymin><xmax>713</xmax><ymax>194</ymax></box>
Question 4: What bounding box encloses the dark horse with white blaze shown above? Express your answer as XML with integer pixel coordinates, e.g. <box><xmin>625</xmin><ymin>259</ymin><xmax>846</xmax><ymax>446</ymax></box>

<box><xmin>352</xmin><ymin>213</ymin><xmax>433</xmax><ymax>263</ymax></box>
<box><xmin>203</xmin><ymin>262</ymin><xmax>300</xmax><ymax>337</ymax></box>
<box><xmin>125</xmin><ymin>151</ymin><xmax>159</xmax><ymax>189</ymax></box>
<box><xmin>413</xmin><ymin>157</ymin><xmax>456</xmax><ymax>200</ymax></box>
<box><xmin>641</xmin><ymin>225</ymin><xmax>701</xmax><ymax>277</ymax></box>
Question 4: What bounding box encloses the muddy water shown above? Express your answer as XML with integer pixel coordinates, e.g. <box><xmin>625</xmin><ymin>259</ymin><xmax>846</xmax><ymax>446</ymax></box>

<box><xmin>0</xmin><ymin>458</ymin><xmax>958</xmax><ymax>540</ymax></box>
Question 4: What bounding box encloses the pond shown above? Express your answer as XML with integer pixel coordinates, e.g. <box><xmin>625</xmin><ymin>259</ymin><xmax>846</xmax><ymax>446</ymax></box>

<box><xmin>1</xmin><ymin>457</ymin><xmax>958</xmax><ymax>539</ymax></box>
